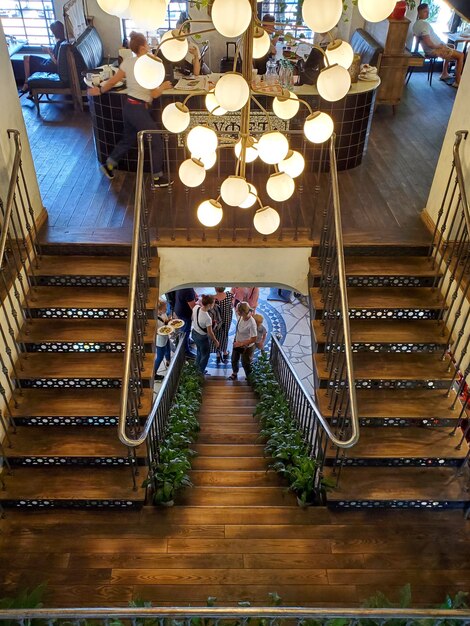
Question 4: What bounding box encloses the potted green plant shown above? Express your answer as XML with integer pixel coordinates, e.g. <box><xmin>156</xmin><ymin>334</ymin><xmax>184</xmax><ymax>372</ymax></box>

<box><xmin>147</xmin><ymin>447</ymin><xmax>193</xmax><ymax>506</ymax></box>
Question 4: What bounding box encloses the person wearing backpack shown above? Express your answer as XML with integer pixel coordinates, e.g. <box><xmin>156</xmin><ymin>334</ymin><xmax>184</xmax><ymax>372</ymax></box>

<box><xmin>191</xmin><ymin>294</ymin><xmax>220</xmax><ymax>375</ymax></box>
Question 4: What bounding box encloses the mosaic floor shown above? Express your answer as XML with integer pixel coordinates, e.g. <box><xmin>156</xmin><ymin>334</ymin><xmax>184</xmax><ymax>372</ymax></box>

<box><xmin>156</xmin><ymin>288</ymin><xmax>314</xmax><ymax>395</ymax></box>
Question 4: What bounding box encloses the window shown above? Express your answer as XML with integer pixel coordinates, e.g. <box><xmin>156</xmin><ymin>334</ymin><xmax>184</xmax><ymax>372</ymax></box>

<box><xmin>0</xmin><ymin>0</ymin><xmax>55</xmax><ymax>46</ymax></box>
<box><xmin>122</xmin><ymin>0</ymin><xmax>188</xmax><ymax>41</ymax></box>
<box><xmin>258</xmin><ymin>0</ymin><xmax>312</xmax><ymax>41</ymax></box>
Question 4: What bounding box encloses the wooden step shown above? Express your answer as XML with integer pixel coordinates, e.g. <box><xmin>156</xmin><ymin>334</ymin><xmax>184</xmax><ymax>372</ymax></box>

<box><xmin>312</xmin><ymin>319</ymin><xmax>447</xmax><ymax>346</ymax></box>
<box><xmin>176</xmin><ymin>486</ymin><xmax>294</xmax><ymax>507</ymax></box>
<box><xmin>317</xmin><ymin>388</ymin><xmax>462</xmax><ymax>424</ymax></box>
<box><xmin>18</xmin><ymin>319</ymin><xmax>156</xmax><ymax>345</ymax></box>
<box><xmin>310</xmin><ymin>287</ymin><xmax>445</xmax><ymax>311</ymax></box>
<box><xmin>193</xmin><ymin>444</ymin><xmax>265</xmax><ymax>457</ymax></box>
<box><xmin>327</xmin><ymin>428</ymin><xmax>467</xmax><ymax>463</ymax></box>
<box><xmin>15</xmin><ymin>353</ymin><xmax>153</xmax><ymax>381</ymax></box>
<box><xmin>28</xmin><ymin>287</ymin><xmax>158</xmax><ymax>310</ymax></box>
<box><xmin>10</xmin><ymin>388</ymin><xmax>152</xmax><ymax>419</ymax></box>
<box><xmin>315</xmin><ymin>353</ymin><xmax>455</xmax><ymax>383</ymax></box>
<box><xmin>8</xmin><ymin>427</ymin><xmax>145</xmax><ymax>460</ymax></box>
<box><xmin>198</xmin><ymin>414</ymin><xmax>255</xmax><ymax>424</ymax></box>
<box><xmin>325</xmin><ymin>467</ymin><xmax>469</xmax><ymax>504</ymax></box>
<box><xmin>199</xmin><ymin>406</ymin><xmax>256</xmax><ymax>415</ymax></box>
<box><xmin>33</xmin><ymin>255</ymin><xmax>159</xmax><ymax>277</ymax></box>
<box><xmin>192</xmin><ymin>457</ymin><xmax>269</xmax><ymax>470</ymax></box>
<box><xmin>197</xmin><ymin>432</ymin><xmax>263</xmax><ymax>444</ymax></box>
<box><xmin>309</xmin><ymin>256</ymin><xmax>437</xmax><ymax>277</ymax></box>
<box><xmin>198</xmin><ymin>423</ymin><xmax>259</xmax><ymax>434</ymax></box>
<box><xmin>190</xmin><ymin>470</ymin><xmax>281</xmax><ymax>487</ymax></box>
<box><xmin>0</xmin><ymin>467</ymin><xmax>146</xmax><ymax>503</ymax></box>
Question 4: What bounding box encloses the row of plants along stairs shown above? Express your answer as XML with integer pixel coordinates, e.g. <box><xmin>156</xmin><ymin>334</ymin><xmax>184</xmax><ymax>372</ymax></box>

<box><xmin>0</xmin><ymin>243</ymin><xmax>158</xmax><ymax>509</ymax></box>
<box><xmin>309</xmin><ymin>244</ymin><xmax>470</xmax><ymax>509</ymax></box>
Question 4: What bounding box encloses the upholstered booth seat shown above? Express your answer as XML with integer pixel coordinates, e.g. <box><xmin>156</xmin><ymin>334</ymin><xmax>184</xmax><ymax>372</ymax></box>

<box><xmin>27</xmin><ymin>72</ymin><xmax>68</xmax><ymax>88</ymax></box>
<box><xmin>69</xmin><ymin>26</ymin><xmax>104</xmax><ymax>91</ymax></box>
<box><xmin>350</xmin><ymin>28</ymin><xmax>384</xmax><ymax>69</ymax></box>
<box><xmin>29</xmin><ymin>42</ymin><xmax>72</xmax><ymax>114</ymax></box>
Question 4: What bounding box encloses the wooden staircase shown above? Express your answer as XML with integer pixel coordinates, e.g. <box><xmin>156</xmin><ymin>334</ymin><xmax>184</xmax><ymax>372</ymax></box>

<box><xmin>0</xmin><ymin>247</ymin><xmax>156</xmax><ymax>509</ymax></box>
<box><xmin>310</xmin><ymin>249</ymin><xmax>470</xmax><ymax>509</ymax></box>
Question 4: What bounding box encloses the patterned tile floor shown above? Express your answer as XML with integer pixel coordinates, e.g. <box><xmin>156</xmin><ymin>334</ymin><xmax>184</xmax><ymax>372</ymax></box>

<box><xmin>156</xmin><ymin>288</ymin><xmax>314</xmax><ymax>395</ymax></box>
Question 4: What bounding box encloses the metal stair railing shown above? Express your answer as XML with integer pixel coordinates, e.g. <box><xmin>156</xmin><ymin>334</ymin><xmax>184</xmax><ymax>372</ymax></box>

<box><xmin>0</xmin><ymin>128</ymin><xmax>41</xmax><ymax>507</ymax></box>
<box><xmin>430</xmin><ymin>130</ymin><xmax>470</xmax><ymax>472</ymax></box>
<box><xmin>1</xmin><ymin>607</ymin><xmax>470</xmax><ymax>625</ymax></box>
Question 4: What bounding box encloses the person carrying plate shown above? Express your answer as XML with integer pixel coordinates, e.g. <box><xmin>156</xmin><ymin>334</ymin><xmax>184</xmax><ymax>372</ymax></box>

<box><xmin>87</xmin><ymin>31</ymin><xmax>172</xmax><ymax>186</ymax></box>
<box><xmin>191</xmin><ymin>294</ymin><xmax>219</xmax><ymax>375</ymax></box>
<box><xmin>154</xmin><ymin>299</ymin><xmax>172</xmax><ymax>381</ymax></box>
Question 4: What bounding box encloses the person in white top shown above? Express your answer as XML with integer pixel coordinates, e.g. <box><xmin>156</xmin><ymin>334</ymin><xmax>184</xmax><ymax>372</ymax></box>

<box><xmin>413</xmin><ymin>3</ymin><xmax>463</xmax><ymax>87</ymax></box>
<box><xmin>87</xmin><ymin>31</ymin><xmax>173</xmax><ymax>184</ymax></box>
<box><xmin>191</xmin><ymin>294</ymin><xmax>219</xmax><ymax>374</ymax></box>
<box><xmin>228</xmin><ymin>301</ymin><xmax>258</xmax><ymax>381</ymax></box>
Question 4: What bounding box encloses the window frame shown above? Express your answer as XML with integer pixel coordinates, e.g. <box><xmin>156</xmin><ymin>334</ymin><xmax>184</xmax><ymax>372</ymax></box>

<box><xmin>1</xmin><ymin>0</ymin><xmax>56</xmax><ymax>47</ymax></box>
<box><xmin>121</xmin><ymin>0</ymin><xmax>189</xmax><ymax>42</ymax></box>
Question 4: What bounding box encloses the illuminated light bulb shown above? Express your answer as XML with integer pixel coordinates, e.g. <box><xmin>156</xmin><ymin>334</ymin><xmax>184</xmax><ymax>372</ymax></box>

<box><xmin>214</xmin><ymin>72</ymin><xmax>250</xmax><ymax>112</ymax></box>
<box><xmin>97</xmin><ymin>0</ymin><xmax>129</xmax><ymax>17</ymax></box>
<box><xmin>317</xmin><ymin>64</ymin><xmax>351</xmax><ymax>101</ymax></box>
<box><xmin>278</xmin><ymin>150</ymin><xmax>305</xmax><ymax>178</ymax></box>
<box><xmin>304</xmin><ymin>111</ymin><xmax>334</xmax><ymax>144</ymax></box>
<box><xmin>160</xmin><ymin>29</ymin><xmax>189</xmax><ymax>62</ymax></box>
<box><xmin>266</xmin><ymin>172</ymin><xmax>295</xmax><ymax>202</ymax></box>
<box><xmin>234</xmin><ymin>137</ymin><xmax>258</xmax><ymax>163</ymax></box>
<box><xmin>358</xmin><ymin>0</ymin><xmax>396</xmax><ymax>22</ymax></box>
<box><xmin>253</xmin><ymin>206</ymin><xmax>280</xmax><ymax>235</ymax></box>
<box><xmin>197</xmin><ymin>199</ymin><xmax>223</xmax><ymax>227</ymax></box>
<box><xmin>257</xmin><ymin>131</ymin><xmax>289</xmax><ymax>165</ymax></box>
<box><xmin>220</xmin><ymin>175</ymin><xmax>250</xmax><ymax>207</ymax></box>
<box><xmin>239</xmin><ymin>183</ymin><xmax>258</xmax><ymax>208</ymax></box>
<box><xmin>325</xmin><ymin>39</ymin><xmax>354</xmax><ymax>70</ymax></box>
<box><xmin>302</xmin><ymin>0</ymin><xmax>342</xmax><ymax>33</ymax></box>
<box><xmin>162</xmin><ymin>102</ymin><xmax>190</xmax><ymax>133</ymax></box>
<box><xmin>186</xmin><ymin>126</ymin><xmax>218</xmax><ymax>156</ymax></box>
<box><xmin>252</xmin><ymin>27</ymin><xmax>271</xmax><ymax>59</ymax></box>
<box><xmin>130</xmin><ymin>0</ymin><xmax>166</xmax><ymax>29</ymax></box>
<box><xmin>211</xmin><ymin>0</ymin><xmax>252</xmax><ymax>38</ymax></box>
<box><xmin>179</xmin><ymin>158</ymin><xmax>206</xmax><ymax>187</ymax></box>
<box><xmin>134</xmin><ymin>54</ymin><xmax>165</xmax><ymax>89</ymax></box>
<box><xmin>198</xmin><ymin>151</ymin><xmax>217</xmax><ymax>170</ymax></box>
<box><xmin>205</xmin><ymin>90</ymin><xmax>227</xmax><ymax>116</ymax></box>
<box><xmin>272</xmin><ymin>90</ymin><xmax>299</xmax><ymax>120</ymax></box>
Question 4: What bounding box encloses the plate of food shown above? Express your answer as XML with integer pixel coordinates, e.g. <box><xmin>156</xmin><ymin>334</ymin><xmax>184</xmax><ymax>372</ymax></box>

<box><xmin>169</xmin><ymin>319</ymin><xmax>185</xmax><ymax>330</ymax></box>
<box><xmin>158</xmin><ymin>325</ymin><xmax>174</xmax><ymax>336</ymax></box>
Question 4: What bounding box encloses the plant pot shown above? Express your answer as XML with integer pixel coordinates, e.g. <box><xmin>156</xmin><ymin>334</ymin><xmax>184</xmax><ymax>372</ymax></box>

<box><xmin>160</xmin><ymin>499</ymin><xmax>174</xmax><ymax>507</ymax></box>
<box><xmin>390</xmin><ymin>1</ymin><xmax>407</xmax><ymax>20</ymax></box>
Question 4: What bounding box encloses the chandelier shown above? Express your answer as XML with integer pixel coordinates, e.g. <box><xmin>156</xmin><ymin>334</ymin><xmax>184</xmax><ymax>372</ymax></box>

<box><xmin>97</xmin><ymin>0</ymin><xmax>396</xmax><ymax>234</ymax></box>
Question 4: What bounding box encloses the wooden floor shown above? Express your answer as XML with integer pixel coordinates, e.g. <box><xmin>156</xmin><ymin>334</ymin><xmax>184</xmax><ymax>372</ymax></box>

<box><xmin>21</xmin><ymin>73</ymin><xmax>456</xmax><ymax>246</ymax></box>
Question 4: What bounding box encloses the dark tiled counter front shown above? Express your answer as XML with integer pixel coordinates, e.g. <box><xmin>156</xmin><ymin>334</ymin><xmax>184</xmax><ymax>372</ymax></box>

<box><xmin>88</xmin><ymin>79</ymin><xmax>379</xmax><ymax>172</ymax></box>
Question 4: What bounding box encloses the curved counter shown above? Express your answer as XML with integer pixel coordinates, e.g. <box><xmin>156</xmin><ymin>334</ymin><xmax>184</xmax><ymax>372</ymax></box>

<box><xmin>88</xmin><ymin>78</ymin><xmax>380</xmax><ymax>172</ymax></box>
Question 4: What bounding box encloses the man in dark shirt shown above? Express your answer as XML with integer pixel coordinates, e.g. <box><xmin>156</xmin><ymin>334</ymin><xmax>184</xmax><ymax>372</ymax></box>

<box><xmin>173</xmin><ymin>288</ymin><xmax>197</xmax><ymax>355</ymax></box>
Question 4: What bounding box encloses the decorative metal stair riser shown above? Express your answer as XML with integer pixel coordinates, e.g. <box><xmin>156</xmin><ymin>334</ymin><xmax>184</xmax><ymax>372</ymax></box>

<box><xmin>322</xmin><ymin>379</ymin><xmax>450</xmax><ymax>390</ymax></box>
<box><xmin>356</xmin><ymin>417</ymin><xmax>458</xmax><ymax>427</ymax></box>
<box><xmin>20</xmin><ymin>378</ymin><xmax>123</xmax><ymax>389</ymax></box>
<box><xmin>25</xmin><ymin>342</ymin><xmax>126</xmax><ymax>353</ymax></box>
<box><xmin>325</xmin><ymin>457</ymin><xmax>461</xmax><ymax>468</ymax></box>
<box><xmin>15</xmin><ymin>415</ymin><xmax>118</xmax><ymax>427</ymax></box>
<box><xmin>330</xmin><ymin>499</ymin><xmax>467</xmax><ymax>510</ymax></box>
<box><xmin>317</xmin><ymin>342</ymin><xmax>445</xmax><ymax>354</ymax></box>
<box><xmin>34</xmin><ymin>276</ymin><xmax>130</xmax><ymax>287</ymax></box>
<box><xmin>31</xmin><ymin>308</ymin><xmax>128</xmax><ymax>319</ymax></box>
<box><xmin>314</xmin><ymin>308</ymin><xmax>441</xmax><ymax>321</ymax></box>
<box><xmin>2</xmin><ymin>499</ymin><xmax>141</xmax><ymax>510</ymax></box>
<box><xmin>311</xmin><ymin>276</ymin><xmax>434</xmax><ymax>288</ymax></box>
<box><xmin>9</xmin><ymin>455</ymin><xmax>145</xmax><ymax>467</ymax></box>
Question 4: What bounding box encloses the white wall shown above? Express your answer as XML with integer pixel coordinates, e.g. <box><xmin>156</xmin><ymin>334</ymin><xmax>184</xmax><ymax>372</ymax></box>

<box><xmin>158</xmin><ymin>247</ymin><xmax>311</xmax><ymax>294</ymax></box>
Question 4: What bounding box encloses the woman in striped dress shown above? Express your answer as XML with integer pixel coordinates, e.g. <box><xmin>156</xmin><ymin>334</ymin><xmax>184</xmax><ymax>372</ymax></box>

<box><xmin>212</xmin><ymin>287</ymin><xmax>234</xmax><ymax>364</ymax></box>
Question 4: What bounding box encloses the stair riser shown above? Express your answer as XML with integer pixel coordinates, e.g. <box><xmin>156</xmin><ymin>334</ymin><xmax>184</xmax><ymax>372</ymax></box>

<box><xmin>357</xmin><ymin>418</ymin><xmax>459</xmax><ymax>427</ymax></box>
<box><xmin>313</xmin><ymin>309</ymin><xmax>442</xmax><ymax>321</ymax></box>
<box><xmin>32</xmin><ymin>277</ymin><xmax>157</xmax><ymax>288</ymax></box>
<box><xmin>316</xmin><ymin>343</ymin><xmax>446</xmax><ymax>354</ymax></box>
<box><xmin>30</xmin><ymin>309</ymin><xmax>129</xmax><ymax>320</ymax></box>
<box><xmin>311</xmin><ymin>245</ymin><xmax>431</xmax><ymax>257</ymax></box>
<box><xmin>328</xmin><ymin>500</ymin><xmax>467</xmax><ymax>510</ymax></box>
<box><xmin>311</xmin><ymin>276</ymin><xmax>436</xmax><ymax>288</ymax></box>
<box><xmin>321</xmin><ymin>380</ymin><xmax>451</xmax><ymax>390</ymax></box>
<box><xmin>9</xmin><ymin>456</ymin><xmax>146</xmax><ymax>467</ymax></box>
<box><xmin>326</xmin><ymin>458</ymin><xmax>463</xmax><ymax>468</ymax></box>
<box><xmin>18</xmin><ymin>379</ymin><xmax>151</xmax><ymax>389</ymax></box>
<box><xmin>0</xmin><ymin>499</ymin><xmax>143</xmax><ymax>510</ymax></box>
<box><xmin>14</xmin><ymin>416</ymin><xmax>118</xmax><ymax>427</ymax></box>
<box><xmin>23</xmin><ymin>342</ymin><xmax>153</xmax><ymax>353</ymax></box>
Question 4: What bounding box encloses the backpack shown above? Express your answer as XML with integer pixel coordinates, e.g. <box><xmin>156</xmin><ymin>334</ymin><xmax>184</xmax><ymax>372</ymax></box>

<box><xmin>209</xmin><ymin>302</ymin><xmax>222</xmax><ymax>330</ymax></box>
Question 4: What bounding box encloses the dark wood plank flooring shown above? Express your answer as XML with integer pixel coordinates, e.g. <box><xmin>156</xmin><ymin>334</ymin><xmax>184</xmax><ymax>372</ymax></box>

<box><xmin>20</xmin><ymin>73</ymin><xmax>456</xmax><ymax>246</ymax></box>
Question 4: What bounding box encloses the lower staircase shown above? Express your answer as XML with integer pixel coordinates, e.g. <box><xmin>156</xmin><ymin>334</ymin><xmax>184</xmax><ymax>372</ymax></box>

<box><xmin>0</xmin><ymin>245</ymin><xmax>156</xmax><ymax>509</ymax></box>
<box><xmin>310</xmin><ymin>247</ymin><xmax>470</xmax><ymax>509</ymax></box>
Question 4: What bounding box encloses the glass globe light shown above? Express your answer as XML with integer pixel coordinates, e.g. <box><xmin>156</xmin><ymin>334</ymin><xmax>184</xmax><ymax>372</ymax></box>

<box><xmin>239</xmin><ymin>183</ymin><xmax>258</xmax><ymax>209</ymax></box>
<box><xmin>325</xmin><ymin>39</ymin><xmax>354</xmax><ymax>70</ymax></box>
<box><xmin>266</xmin><ymin>172</ymin><xmax>295</xmax><ymax>202</ymax></box>
<box><xmin>211</xmin><ymin>0</ymin><xmax>252</xmax><ymax>38</ymax></box>
<box><xmin>197</xmin><ymin>199</ymin><xmax>223</xmax><ymax>227</ymax></box>
<box><xmin>221</xmin><ymin>175</ymin><xmax>250</xmax><ymax>207</ymax></box>
<box><xmin>198</xmin><ymin>151</ymin><xmax>217</xmax><ymax>170</ymax></box>
<box><xmin>130</xmin><ymin>0</ymin><xmax>166</xmax><ymax>29</ymax></box>
<box><xmin>160</xmin><ymin>30</ymin><xmax>189</xmax><ymax>62</ymax></box>
<box><xmin>358</xmin><ymin>0</ymin><xmax>396</xmax><ymax>22</ymax></box>
<box><xmin>257</xmin><ymin>131</ymin><xmax>289</xmax><ymax>165</ymax></box>
<box><xmin>179</xmin><ymin>158</ymin><xmax>206</xmax><ymax>187</ymax></box>
<box><xmin>304</xmin><ymin>112</ymin><xmax>334</xmax><ymax>144</ymax></box>
<box><xmin>205</xmin><ymin>90</ymin><xmax>227</xmax><ymax>116</ymax></box>
<box><xmin>317</xmin><ymin>64</ymin><xmax>351</xmax><ymax>102</ymax></box>
<box><xmin>214</xmin><ymin>72</ymin><xmax>250</xmax><ymax>112</ymax></box>
<box><xmin>254</xmin><ymin>206</ymin><xmax>280</xmax><ymax>235</ymax></box>
<box><xmin>252</xmin><ymin>27</ymin><xmax>271</xmax><ymax>59</ymax></box>
<box><xmin>134</xmin><ymin>54</ymin><xmax>165</xmax><ymax>89</ymax></box>
<box><xmin>97</xmin><ymin>0</ymin><xmax>129</xmax><ymax>17</ymax></box>
<box><xmin>186</xmin><ymin>126</ymin><xmax>218</xmax><ymax>156</ymax></box>
<box><xmin>162</xmin><ymin>102</ymin><xmax>190</xmax><ymax>133</ymax></box>
<box><xmin>278</xmin><ymin>150</ymin><xmax>305</xmax><ymax>178</ymax></box>
<box><xmin>302</xmin><ymin>0</ymin><xmax>342</xmax><ymax>33</ymax></box>
<box><xmin>272</xmin><ymin>90</ymin><xmax>299</xmax><ymax>120</ymax></box>
<box><xmin>234</xmin><ymin>137</ymin><xmax>258</xmax><ymax>163</ymax></box>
